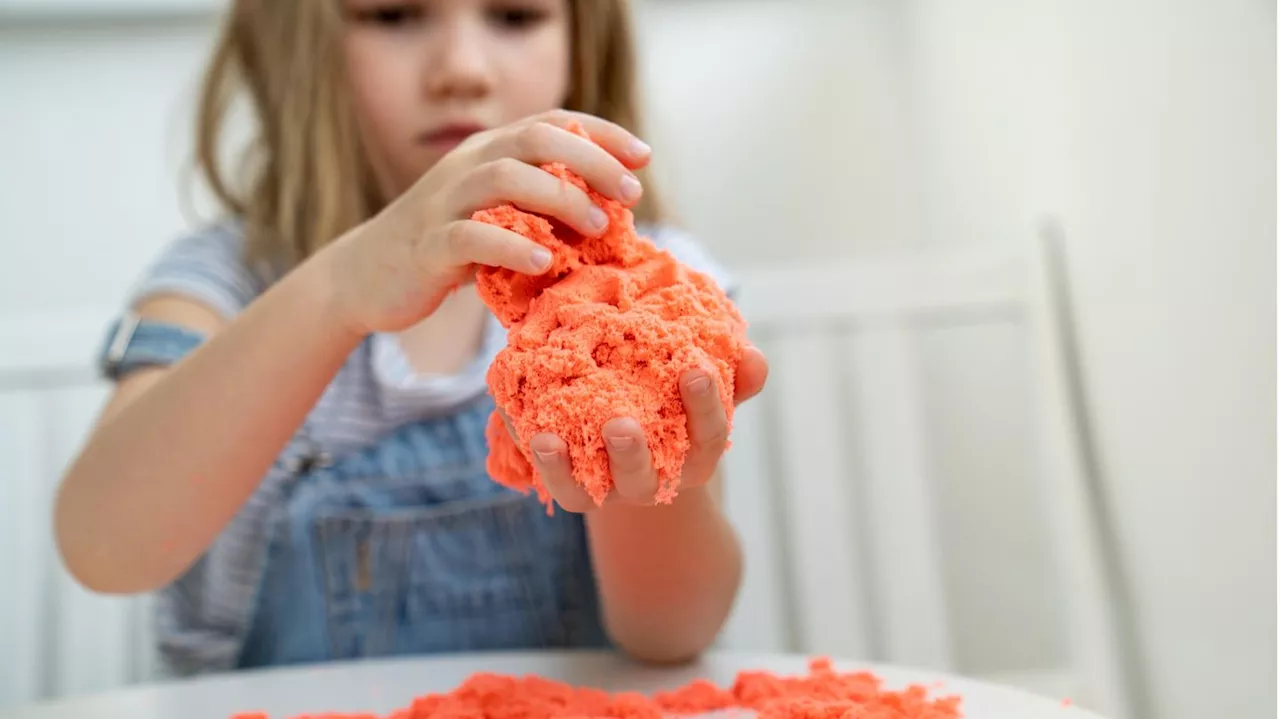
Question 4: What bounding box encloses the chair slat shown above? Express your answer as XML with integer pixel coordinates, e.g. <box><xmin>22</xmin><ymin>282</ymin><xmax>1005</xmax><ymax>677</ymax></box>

<box><xmin>0</xmin><ymin>391</ymin><xmax>51</xmax><ymax>709</ymax></box>
<box><xmin>770</xmin><ymin>330</ymin><xmax>872</xmax><ymax>658</ymax></box>
<box><xmin>845</xmin><ymin>327</ymin><xmax>953</xmax><ymax>670</ymax></box>
<box><xmin>719</xmin><ymin>394</ymin><xmax>793</xmax><ymax>652</ymax></box>
<box><xmin>46</xmin><ymin>385</ymin><xmax>133</xmax><ymax>697</ymax></box>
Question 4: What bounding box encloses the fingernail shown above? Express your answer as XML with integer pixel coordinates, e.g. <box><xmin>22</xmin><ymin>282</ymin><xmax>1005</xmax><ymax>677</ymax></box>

<box><xmin>589</xmin><ymin>206</ymin><xmax>609</xmax><ymax>232</ymax></box>
<box><xmin>531</xmin><ymin>247</ymin><xmax>552</xmax><ymax>271</ymax></box>
<box><xmin>630</xmin><ymin>138</ymin><xmax>651</xmax><ymax>157</ymax></box>
<box><xmin>533</xmin><ymin>449</ymin><xmax>559</xmax><ymax>463</ymax></box>
<box><xmin>607</xmin><ymin>435</ymin><xmax>635</xmax><ymax>450</ymax></box>
<box><xmin>687</xmin><ymin>375</ymin><xmax>712</xmax><ymax>396</ymax></box>
<box><xmin>620</xmin><ymin>175</ymin><xmax>643</xmax><ymax>203</ymax></box>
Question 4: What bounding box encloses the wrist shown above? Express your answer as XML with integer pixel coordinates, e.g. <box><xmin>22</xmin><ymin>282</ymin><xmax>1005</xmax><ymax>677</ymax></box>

<box><xmin>589</xmin><ymin>482</ymin><xmax>720</xmax><ymax>526</ymax></box>
<box><xmin>295</xmin><ymin>231</ymin><xmax>371</xmax><ymax>347</ymax></box>
<box><xmin>585</xmin><ymin>479</ymin><xmax>742</xmax><ymax>661</ymax></box>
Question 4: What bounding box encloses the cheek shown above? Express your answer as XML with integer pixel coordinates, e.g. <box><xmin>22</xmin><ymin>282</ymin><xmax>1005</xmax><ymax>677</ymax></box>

<box><xmin>343</xmin><ymin>36</ymin><xmax>421</xmax><ymax>188</ymax></box>
<box><xmin>500</xmin><ymin>31</ymin><xmax>572</xmax><ymax>115</ymax></box>
<box><xmin>347</xmin><ymin>40</ymin><xmax>413</xmax><ymax>132</ymax></box>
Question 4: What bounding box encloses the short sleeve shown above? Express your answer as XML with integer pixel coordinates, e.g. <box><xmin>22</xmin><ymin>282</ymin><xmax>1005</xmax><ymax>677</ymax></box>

<box><xmin>125</xmin><ymin>220</ymin><xmax>263</xmax><ymax>319</ymax></box>
<box><xmin>95</xmin><ymin>220</ymin><xmax>265</xmax><ymax>381</ymax></box>
<box><xmin>641</xmin><ymin>225</ymin><xmax>739</xmax><ymax>300</ymax></box>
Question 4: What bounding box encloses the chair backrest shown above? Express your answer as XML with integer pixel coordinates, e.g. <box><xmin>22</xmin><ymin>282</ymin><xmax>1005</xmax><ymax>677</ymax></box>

<box><xmin>716</xmin><ymin>230</ymin><xmax>1143</xmax><ymax>719</ymax></box>
<box><xmin>0</xmin><ymin>311</ymin><xmax>157</xmax><ymax>711</ymax></box>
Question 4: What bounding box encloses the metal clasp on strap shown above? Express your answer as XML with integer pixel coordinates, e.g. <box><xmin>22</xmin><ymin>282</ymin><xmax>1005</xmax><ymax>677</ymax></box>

<box><xmin>103</xmin><ymin>311</ymin><xmax>141</xmax><ymax>375</ymax></box>
<box><xmin>280</xmin><ymin>428</ymin><xmax>335</xmax><ymax>475</ymax></box>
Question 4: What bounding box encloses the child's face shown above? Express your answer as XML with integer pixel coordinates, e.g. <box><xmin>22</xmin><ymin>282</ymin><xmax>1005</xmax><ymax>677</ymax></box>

<box><xmin>342</xmin><ymin>0</ymin><xmax>572</xmax><ymax>200</ymax></box>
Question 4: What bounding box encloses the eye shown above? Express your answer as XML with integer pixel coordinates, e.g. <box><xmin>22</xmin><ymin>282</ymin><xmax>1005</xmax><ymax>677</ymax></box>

<box><xmin>487</xmin><ymin>3</ymin><xmax>549</xmax><ymax>31</ymax></box>
<box><xmin>352</xmin><ymin>3</ymin><xmax>426</xmax><ymax>28</ymax></box>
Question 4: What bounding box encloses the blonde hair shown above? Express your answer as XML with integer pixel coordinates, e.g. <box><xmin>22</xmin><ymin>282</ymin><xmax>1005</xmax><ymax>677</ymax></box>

<box><xmin>194</xmin><ymin>0</ymin><xmax>666</xmax><ymax>273</ymax></box>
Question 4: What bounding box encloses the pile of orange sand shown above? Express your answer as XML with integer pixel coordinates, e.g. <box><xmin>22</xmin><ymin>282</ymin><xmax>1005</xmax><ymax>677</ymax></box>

<box><xmin>231</xmin><ymin>658</ymin><xmax>963</xmax><ymax>719</ymax></box>
<box><xmin>473</xmin><ymin>123</ymin><xmax>748</xmax><ymax>509</ymax></box>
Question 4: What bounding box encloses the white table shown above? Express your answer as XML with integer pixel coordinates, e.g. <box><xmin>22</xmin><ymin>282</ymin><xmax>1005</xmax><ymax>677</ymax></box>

<box><xmin>5</xmin><ymin>650</ymin><xmax>1101</xmax><ymax>719</ymax></box>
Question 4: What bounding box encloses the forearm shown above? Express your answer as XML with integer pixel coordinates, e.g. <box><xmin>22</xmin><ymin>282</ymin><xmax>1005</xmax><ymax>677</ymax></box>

<box><xmin>55</xmin><ymin>247</ymin><xmax>363</xmax><ymax>594</ymax></box>
<box><xmin>584</xmin><ymin>480</ymin><xmax>742</xmax><ymax>663</ymax></box>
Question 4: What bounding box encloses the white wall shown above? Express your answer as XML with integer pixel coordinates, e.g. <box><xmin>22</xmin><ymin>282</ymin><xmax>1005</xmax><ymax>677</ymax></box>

<box><xmin>635</xmin><ymin>0</ymin><xmax>924</xmax><ymax>264</ymax></box>
<box><xmin>1056</xmin><ymin>4</ymin><xmax>1275</xmax><ymax>717</ymax></box>
<box><xmin>900</xmin><ymin>1</ymin><xmax>1277</xmax><ymax>718</ymax></box>
<box><xmin>0</xmin><ymin>11</ymin><xmax>222</xmax><ymax>320</ymax></box>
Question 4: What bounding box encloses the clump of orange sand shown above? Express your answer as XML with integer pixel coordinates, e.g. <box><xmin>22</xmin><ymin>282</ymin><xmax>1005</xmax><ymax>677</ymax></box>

<box><xmin>230</xmin><ymin>658</ymin><xmax>964</xmax><ymax>719</ymax></box>
<box><xmin>472</xmin><ymin>123</ymin><xmax>748</xmax><ymax>508</ymax></box>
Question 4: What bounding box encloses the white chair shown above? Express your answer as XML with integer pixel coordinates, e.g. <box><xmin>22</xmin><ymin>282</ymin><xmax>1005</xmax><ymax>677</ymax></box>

<box><xmin>717</xmin><ymin>226</ymin><xmax>1147</xmax><ymax>719</ymax></box>
<box><xmin>0</xmin><ymin>311</ymin><xmax>157</xmax><ymax>711</ymax></box>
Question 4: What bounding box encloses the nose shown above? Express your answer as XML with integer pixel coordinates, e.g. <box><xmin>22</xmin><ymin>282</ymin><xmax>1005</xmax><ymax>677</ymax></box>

<box><xmin>424</xmin><ymin>17</ymin><xmax>492</xmax><ymax>102</ymax></box>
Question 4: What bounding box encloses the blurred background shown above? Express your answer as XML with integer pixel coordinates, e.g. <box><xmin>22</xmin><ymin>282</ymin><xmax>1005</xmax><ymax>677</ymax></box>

<box><xmin>0</xmin><ymin>1</ymin><xmax>1273</xmax><ymax>719</ymax></box>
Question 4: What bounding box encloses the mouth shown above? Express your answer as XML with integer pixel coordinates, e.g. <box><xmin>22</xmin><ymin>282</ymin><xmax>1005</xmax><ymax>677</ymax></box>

<box><xmin>419</xmin><ymin>123</ymin><xmax>487</xmax><ymax>150</ymax></box>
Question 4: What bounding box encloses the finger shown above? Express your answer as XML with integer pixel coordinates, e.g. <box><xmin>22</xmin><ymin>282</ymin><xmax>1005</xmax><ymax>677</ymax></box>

<box><xmin>497</xmin><ymin>407</ymin><xmax>518</xmax><ymax>443</ymax></box>
<box><xmin>532</xmin><ymin>110</ymin><xmax>652</xmax><ymax>170</ymax></box>
<box><xmin>734</xmin><ymin>345</ymin><xmax>770</xmax><ymax>405</ymax></box>
<box><xmin>679</xmin><ymin>369</ymin><xmax>729</xmax><ymax>485</ymax></box>
<box><xmin>422</xmin><ymin>219</ymin><xmax>553</xmax><ymax>277</ymax></box>
<box><xmin>529</xmin><ymin>433</ymin><xmax>596</xmax><ymax>513</ymax></box>
<box><xmin>494</xmin><ymin>121</ymin><xmax>643</xmax><ymax>207</ymax></box>
<box><xmin>602</xmin><ymin>418</ymin><xmax>659</xmax><ymax>504</ymax></box>
<box><xmin>458</xmin><ymin>158</ymin><xmax>611</xmax><ymax>237</ymax></box>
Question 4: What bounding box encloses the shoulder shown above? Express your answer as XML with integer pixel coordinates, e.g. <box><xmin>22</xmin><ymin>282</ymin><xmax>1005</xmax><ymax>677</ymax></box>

<box><xmin>126</xmin><ymin>217</ymin><xmax>267</xmax><ymax>319</ymax></box>
<box><xmin>639</xmin><ymin>223</ymin><xmax>738</xmax><ymax>299</ymax></box>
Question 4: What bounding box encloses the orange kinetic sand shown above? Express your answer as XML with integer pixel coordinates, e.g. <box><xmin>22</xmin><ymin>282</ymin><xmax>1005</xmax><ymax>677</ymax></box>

<box><xmin>230</xmin><ymin>658</ymin><xmax>963</xmax><ymax>719</ymax></box>
<box><xmin>472</xmin><ymin>123</ymin><xmax>748</xmax><ymax>508</ymax></box>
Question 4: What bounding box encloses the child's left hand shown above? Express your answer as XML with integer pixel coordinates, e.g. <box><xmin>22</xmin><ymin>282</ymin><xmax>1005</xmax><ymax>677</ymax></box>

<box><xmin>498</xmin><ymin>345</ymin><xmax>769</xmax><ymax>512</ymax></box>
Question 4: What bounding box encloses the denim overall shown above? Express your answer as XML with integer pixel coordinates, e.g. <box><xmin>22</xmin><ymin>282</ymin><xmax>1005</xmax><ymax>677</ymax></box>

<box><xmin>98</xmin><ymin>316</ymin><xmax>609</xmax><ymax>674</ymax></box>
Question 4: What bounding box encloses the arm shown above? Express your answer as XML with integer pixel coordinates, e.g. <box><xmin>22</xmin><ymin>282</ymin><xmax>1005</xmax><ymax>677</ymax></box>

<box><xmin>584</xmin><ymin>474</ymin><xmax>742</xmax><ymax>664</ymax></box>
<box><xmin>55</xmin><ymin>247</ymin><xmax>363</xmax><ymax>595</ymax></box>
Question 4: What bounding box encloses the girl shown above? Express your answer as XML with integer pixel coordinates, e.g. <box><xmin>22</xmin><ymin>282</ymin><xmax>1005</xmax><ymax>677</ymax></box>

<box><xmin>53</xmin><ymin>0</ymin><xmax>769</xmax><ymax>676</ymax></box>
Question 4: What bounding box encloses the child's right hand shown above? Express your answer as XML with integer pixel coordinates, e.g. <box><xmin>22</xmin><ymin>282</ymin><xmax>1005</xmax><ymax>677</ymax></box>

<box><xmin>324</xmin><ymin>110</ymin><xmax>652</xmax><ymax>336</ymax></box>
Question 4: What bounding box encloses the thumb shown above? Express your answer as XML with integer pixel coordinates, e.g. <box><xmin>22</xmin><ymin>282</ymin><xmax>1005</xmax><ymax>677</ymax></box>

<box><xmin>733</xmin><ymin>345</ymin><xmax>770</xmax><ymax>405</ymax></box>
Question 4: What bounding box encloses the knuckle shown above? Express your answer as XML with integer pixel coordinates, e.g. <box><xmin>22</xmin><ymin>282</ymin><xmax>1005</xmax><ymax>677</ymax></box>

<box><xmin>544</xmin><ymin>477</ymin><xmax>589</xmax><ymax>512</ymax></box>
<box><xmin>406</xmin><ymin>226</ymin><xmax>432</xmax><ymax>269</ymax></box>
<box><xmin>460</xmin><ymin>126</ymin><xmax>492</xmax><ymax>151</ymax></box>
<box><xmin>442</xmin><ymin>221</ymin><xmax>472</xmax><ymax>261</ymax></box>
<box><xmin>485</xmin><ymin>158</ymin><xmax>523</xmax><ymax>194</ymax></box>
<box><xmin>616</xmin><ymin>451</ymin><xmax>648</xmax><ymax>474</ymax></box>
<box><xmin>620</xmin><ymin>447</ymin><xmax>656</xmax><ymax>477</ymax></box>
<box><xmin>699</xmin><ymin>390</ymin><xmax>725</xmax><ymax>414</ymax></box>
<box><xmin>556</xmin><ymin>175</ymin><xmax>586</xmax><ymax>210</ymax></box>
<box><xmin>517</xmin><ymin>121</ymin><xmax>556</xmax><ymax>157</ymax></box>
<box><xmin>540</xmin><ymin>108</ymin><xmax>573</xmax><ymax>126</ymax></box>
<box><xmin>699</xmin><ymin>421</ymin><xmax>729</xmax><ymax>452</ymax></box>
